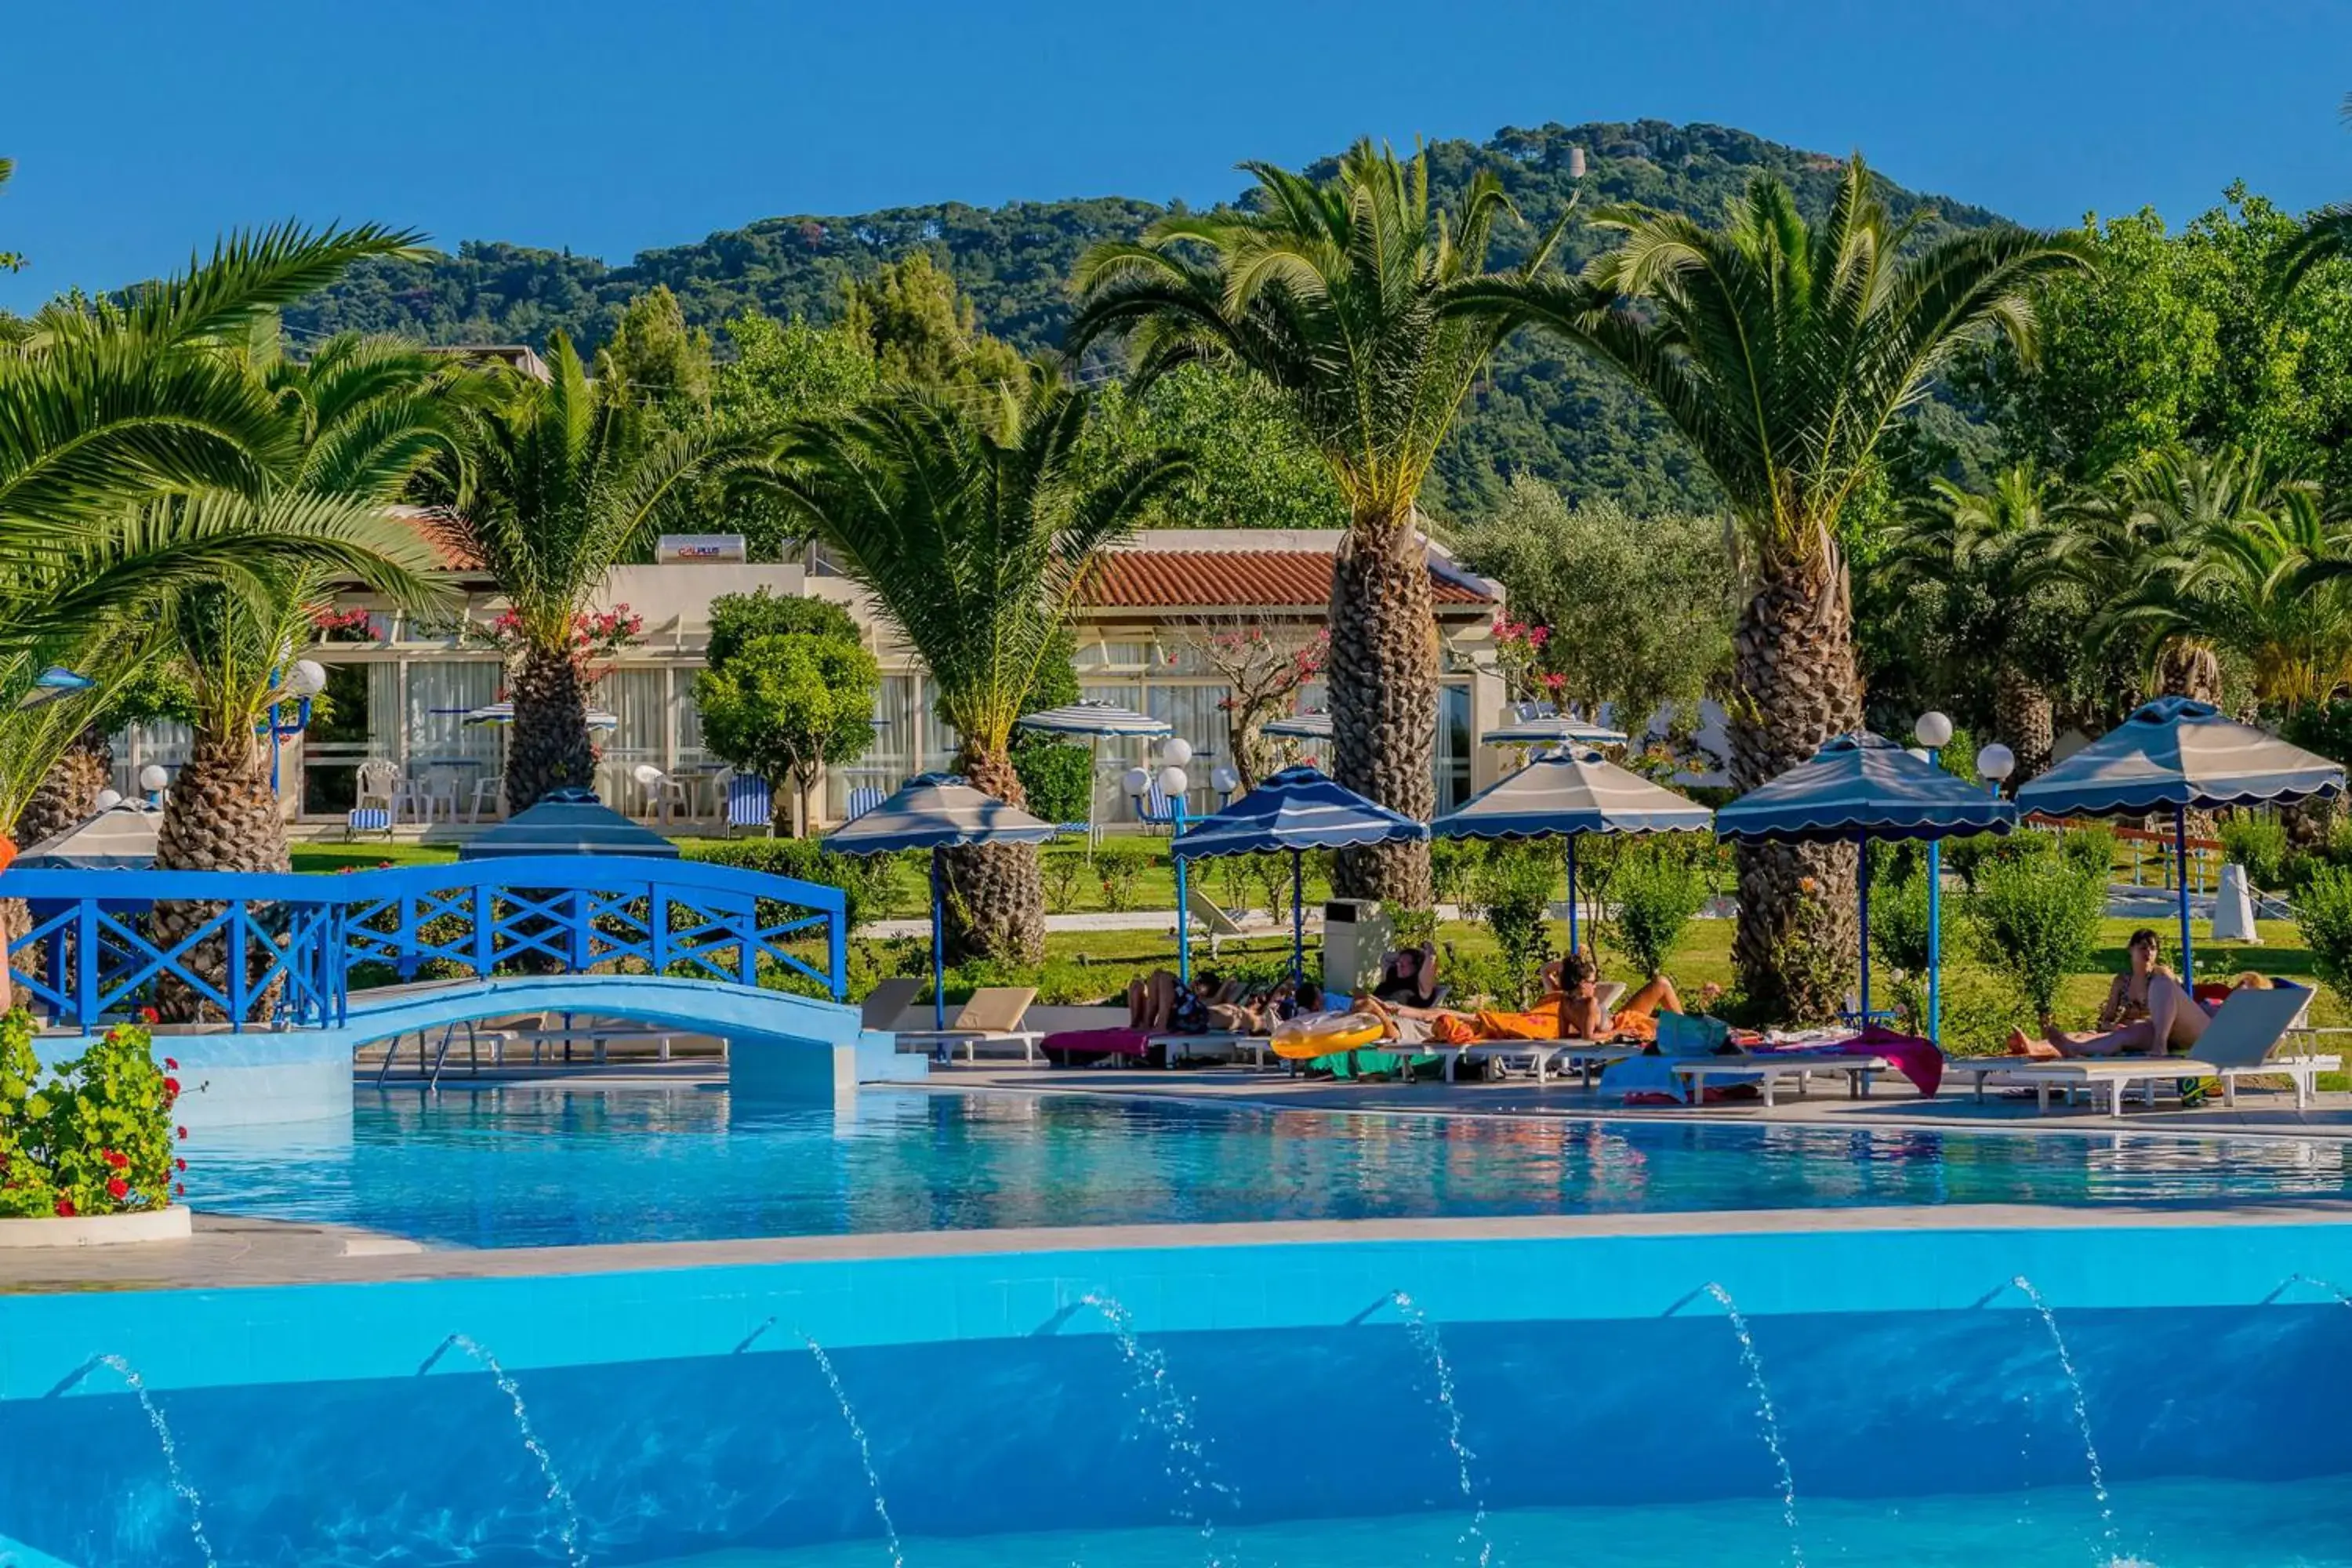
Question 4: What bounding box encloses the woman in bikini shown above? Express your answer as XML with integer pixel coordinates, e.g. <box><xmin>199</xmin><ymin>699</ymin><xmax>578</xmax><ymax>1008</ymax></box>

<box><xmin>2008</xmin><ymin>928</ymin><xmax>2228</xmax><ymax>1058</ymax></box>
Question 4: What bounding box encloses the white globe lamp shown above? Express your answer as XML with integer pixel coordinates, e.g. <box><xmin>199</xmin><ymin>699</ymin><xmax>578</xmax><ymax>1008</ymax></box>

<box><xmin>1121</xmin><ymin>766</ymin><xmax>1150</xmax><ymax>797</ymax></box>
<box><xmin>1157</xmin><ymin>766</ymin><xmax>1189</xmax><ymax>801</ymax></box>
<box><xmin>1914</xmin><ymin>710</ymin><xmax>1954</xmax><ymax>751</ymax></box>
<box><xmin>285</xmin><ymin>659</ymin><xmax>328</xmax><ymax>699</ymax></box>
<box><xmin>138</xmin><ymin>764</ymin><xmax>169</xmax><ymax>794</ymax></box>
<box><xmin>1210</xmin><ymin>765</ymin><xmax>1239</xmax><ymax>795</ymax></box>
<box><xmin>93</xmin><ymin>788</ymin><xmax>124</xmax><ymax>812</ymax></box>
<box><xmin>1976</xmin><ymin>742</ymin><xmax>2016</xmax><ymax>789</ymax></box>
<box><xmin>1160</xmin><ymin>737</ymin><xmax>1193</xmax><ymax>768</ymax></box>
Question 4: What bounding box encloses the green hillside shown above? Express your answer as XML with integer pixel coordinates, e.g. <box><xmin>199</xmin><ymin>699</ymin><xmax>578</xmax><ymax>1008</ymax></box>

<box><xmin>289</xmin><ymin>119</ymin><xmax>2009</xmax><ymax>517</ymax></box>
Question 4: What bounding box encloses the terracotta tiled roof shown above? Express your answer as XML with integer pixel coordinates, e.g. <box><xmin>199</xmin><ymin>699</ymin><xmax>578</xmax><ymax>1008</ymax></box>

<box><xmin>390</xmin><ymin>506</ymin><xmax>486</xmax><ymax>572</ymax></box>
<box><xmin>1079</xmin><ymin>550</ymin><xmax>1494</xmax><ymax>610</ymax></box>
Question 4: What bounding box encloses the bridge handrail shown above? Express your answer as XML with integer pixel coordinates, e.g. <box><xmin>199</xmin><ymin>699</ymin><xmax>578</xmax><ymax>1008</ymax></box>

<box><xmin>2</xmin><ymin>854</ymin><xmax>850</xmax><ymax>1030</ymax></box>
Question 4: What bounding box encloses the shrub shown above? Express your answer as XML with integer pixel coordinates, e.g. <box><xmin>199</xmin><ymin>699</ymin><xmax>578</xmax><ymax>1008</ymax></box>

<box><xmin>1970</xmin><ymin>855</ymin><xmax>2105</xmax><ymax>1021</ymax></box>
<box><xmin>1429</xmin><ymin>840</ymin><xmax>1485</xmax><ymax>913</ymax></box>
<box><xmin>1012</xmin><ymin>742</ymin><xmax>1093</xmax><ymax>826</ymax></box>
<box><xmin>1475</xmin><ymin>846</ymin><xmax>1559</xmax><ymax>1004</ymax></box>
<box><xmin>684</xmin><ymin>837</ymin><xmax>887</xmax><ymax>929</ymax></box>
<box><xmin>2055</xmin><ymin>824</ymin><xmax>2118</xmax><ymax>884</ymax></box>
<box><xmin>1439</xmin><ymin>946</ymin><xmax>1515</xmax><ymax>1007</ymax></box>
<box><xmin>1094</xmin><ymin>838</ymin><xmax>1156</xmax><ymax>913</ymax></box>
<box><xmin>1870</xmin><ymin>860</ymin><xmax>1940</xmax><ymax>1020</ymax></box>
<box><xmin>1602</xmin><ymin>843</ymin><xmax>1709</xmax><ymax>978</ymax></box>
<box><xmin>2220</xmin><ymin>815</ymin><xmax>2290</xmax><ymax>891</ymax></box>
<box><xmin>1942</xmin><ymin>828</ymin><xmax>2047</xmax><ymax>891</ymax></box>
<box><xmin>2296</xmin><ymin>863</ymin><xmax>2352</xmax><ymax>1007</ymax></box>
<box><xmin>0</xmin><ymin>1014</ymin><xmax>180</xmax><ymax>1219</ymax></box>
<box><xmin>1042</xmin><ymin>853</ymin><xmax>1087</xmax><ymax>914</ymax></box>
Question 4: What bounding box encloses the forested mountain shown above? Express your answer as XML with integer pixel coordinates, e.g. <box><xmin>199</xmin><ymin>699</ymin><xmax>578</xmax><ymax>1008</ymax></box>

<box><xmin>288</xmin><ymin>119</ymin><xmax>2009</xmax><ymax>518</ymax></box>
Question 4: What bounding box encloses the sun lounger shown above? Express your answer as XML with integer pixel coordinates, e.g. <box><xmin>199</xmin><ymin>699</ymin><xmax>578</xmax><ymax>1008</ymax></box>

<box><xmin>859</xmin><ymin>976</ymin><xmax>924</xmax><ymax>1033</ymax></box>
<box><xmin>1146</xmin><ymin>1030</ymin><xmax>1276</xmax><ymax>1067</ymax></box>
<box><xmin>1945</xmin><ymin>985</ymin><xmax>2332</xmax><ymax>1116</ymax></box>
<box><xmin>1668</xmin><ymin>1051</ymin><xmax>1895</xmax><ymax>1108</ymax></box>
<box><xmin>898</xmin><ymin>986</ymin><xmax>1044</xmax><ymax>1063</ymax></box>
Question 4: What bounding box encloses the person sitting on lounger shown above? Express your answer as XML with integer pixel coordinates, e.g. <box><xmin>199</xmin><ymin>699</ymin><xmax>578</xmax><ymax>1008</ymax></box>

<box><xmin>1371</xmin><ymin>945</ymin><xmax>1439</xmax><ymax>1009</ymax></box>
<box><xmin>1555</xmin><ymin>952</ymin><xmax>1690</xmax><ymax>1042</ymax></box>
<box><xmin>2006</xmin><ymin>929</ymin><xmax>2267</xmax><ymax>1057</ymax></box>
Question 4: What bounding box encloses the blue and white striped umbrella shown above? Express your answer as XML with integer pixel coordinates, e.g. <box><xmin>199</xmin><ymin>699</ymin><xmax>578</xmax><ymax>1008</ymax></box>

<box><xmin>824</xmin><ymin>774</ymin><xmax>1061</xmax><ymax>1029</ymax></box>
<box><xmin>1014</xmin><ymin>699</ymin><xmax>1171</xmax><ymax>739</ymax></box>
<box><xmin>1171</xmin><ymin>764</ymin><xmax>1426</xmax><ymax>978</ymax></box>
<box><xmin>1717</xmin><ymin>732</ymin><xmax>2015</xmax><ymax>1026</ymax></box>
<box><xmin>2017</xmin><ymin>696</ymin><xmax>2343</xmax><ymax>982</ymax></box>
<box><xmin>1436</xmin><ymin>749</ymin><xmax>1711</xmax><ymax>840</ymax></box>
<box><xmin>1262</xmin><ymin>711</ymin><xmax>1330</xmax><ymax>740</ymax></box>
<box><xmin>1715</xmin><ymin>732</ymin><xmax>2016</xmax><ymax>844</ymax></box>
<box><xmin>463</xmin><ymin>700</ymin><xmax>619</xmax><ymax>731</ymax></box>
<box><xmin>1481</xmin><ymin>717</ymin><xmax>1629</xmax><ymax>746</ymax></box>
<box><xmin>1435</xmin><ymin>748</ymin><xmax>1709</xmax><ymax>953</ymax></box>
<box><xmin>2016</xmin><ymin>697</ymin><xmax>2343</xmax><ymax>816</ymax></box>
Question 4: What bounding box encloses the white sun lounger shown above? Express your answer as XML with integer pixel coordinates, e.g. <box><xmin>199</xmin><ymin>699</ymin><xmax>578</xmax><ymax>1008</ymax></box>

<box><xmin>1669</xmin><ymin>1051</ymin><xmax>1894</xmax><ymax>1107</ymax></box>
<box><xmin>1944</xmin><ymin>986</ymin><xmax>2332</xmax><ymax>1116</ymax></box>
<box><xmin>1145</xmin><ymin>1030</ymin><xmax>1276</xmax><ymax>1067</ymax></box>
<box><xmin>897</xmin><ymin>986</ymin><xmax>1044</xmax><ymax>1063</ymax></box>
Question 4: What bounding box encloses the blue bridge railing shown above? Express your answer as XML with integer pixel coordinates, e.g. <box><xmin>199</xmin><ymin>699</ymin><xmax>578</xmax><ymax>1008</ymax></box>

<box><xmin>2</xmin><ymin>855</ymin><xmax>849</xmax><ymax>1032</ymax></box>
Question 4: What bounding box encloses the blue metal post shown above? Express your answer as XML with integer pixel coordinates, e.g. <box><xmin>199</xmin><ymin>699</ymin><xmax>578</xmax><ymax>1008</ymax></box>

<box><xmin>1565</xmin><ymin>833</ymin><xmax>1581</xmax><ymax>956</ymax></box>
<box><xmin>1856</xmin><ymin>830</ymin><xmax>1871</xmax><ymax>1025</ymax></box>
<box><xmin>1290</xmin><ymin>848</ymin><xmax>1305</xmax><ymax>984</ymax></box>
<box><xmin>1926</xmin><ymin>745</ymin><xmax>1943</xmax><ymax>1043</ymax></box>
<box><xmin>2175</xmin><ymin>801</ymin><xmax>2194</xmax><ymax>987</ymax></box>
<box><xmin>929</xmin><ymin>846</ymin><xmax>949</xmax><ymax>1031</ymax></box>
<box><xmin>1172</xmin><ymin>795</ymin><xmax>1192</xmax><ymax>986</ymax></box>
<box><xmin>826</xmin><ymin>885</ymin><xmax>848</xmax><ymax>1003</ymax></box>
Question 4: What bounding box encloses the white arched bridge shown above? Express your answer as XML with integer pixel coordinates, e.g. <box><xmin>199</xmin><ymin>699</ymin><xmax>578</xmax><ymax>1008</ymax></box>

<box><xmin>2</xmin><ymin>855</ymin><xmax>906</xmax><ymax>1123</ymax></box>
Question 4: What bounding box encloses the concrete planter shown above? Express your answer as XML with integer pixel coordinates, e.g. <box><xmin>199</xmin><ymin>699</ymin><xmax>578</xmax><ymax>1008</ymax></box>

<box><xmin>0</xmin><ymin>1204</ymin><xmax>191</xmax><ymax>1248</ymax></box>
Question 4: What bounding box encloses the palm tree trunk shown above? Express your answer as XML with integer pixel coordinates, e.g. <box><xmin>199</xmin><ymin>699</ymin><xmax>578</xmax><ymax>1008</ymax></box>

<box><xmin>1729</xmin><ymin>550</ymin><xmax>1865</xmax><ymax>1022</ymax></box>
<box><xmin>941</xmin><ymin>746</ymin><xmax>1045</xmax><ymax>964</ymax></box>
<box><xmin>153</xmin><ymin>724</ymin><xmax>291</xmax><ymax>1022</ymax></box>
<box><xmin>1993</xmin><ymin>664</ymin><xmax>2056</xmax><ymax>784</ymax></box>
<box><xmin>506</xmin><ymin>645</ymin><xmax>596</xmax><ymax>814</ymax></box>
<box><xmin>1326</xmin><ymin>517</ymin><xmax>1436</xmax><ymax>909</ymax></box>
<box><xmin>14</xmin><ymin>725</ymin><xmax>113</xmax><ymax>850</ymax></box>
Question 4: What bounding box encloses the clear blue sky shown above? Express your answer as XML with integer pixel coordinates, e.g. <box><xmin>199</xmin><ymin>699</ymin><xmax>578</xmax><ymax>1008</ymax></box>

<box><xmin>4</xmin><ymin>0</ymin><xmax>2350</xmax><ymax>310</ymax></box>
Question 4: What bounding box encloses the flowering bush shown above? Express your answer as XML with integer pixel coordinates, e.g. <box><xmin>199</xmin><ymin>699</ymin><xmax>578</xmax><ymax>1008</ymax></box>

<box><xmin>308</xmin><ymin>604</ymin><xmax>377</xmax><ymax>643</ymax></box>
<box><xmin>475</xmin><ymin>605</ymin><xmax>645</xmax><ymax>660</ymax></box>
<box><xmin>0</xmin><ymin>1011</ymin><xmax>182</xmax><ymax>1219</ymax></box>
<box><xmin>1490</xmin><ymin>615</ymin><xmax>1559</xmax><ymax>704</ymax></box>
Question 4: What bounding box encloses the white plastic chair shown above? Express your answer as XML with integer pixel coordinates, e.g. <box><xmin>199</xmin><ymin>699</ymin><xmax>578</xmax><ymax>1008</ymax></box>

<box><xmin>470</xmin><ymin>773</ymin><xmax>505</xmax><ymax>822</ymax></box>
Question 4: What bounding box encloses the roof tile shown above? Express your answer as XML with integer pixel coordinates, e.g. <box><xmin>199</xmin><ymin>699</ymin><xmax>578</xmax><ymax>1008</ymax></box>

<box><xmin>1080</xmin><ymin>550</ymin><xmax>1492</xmax><ymax>609</ymax></box>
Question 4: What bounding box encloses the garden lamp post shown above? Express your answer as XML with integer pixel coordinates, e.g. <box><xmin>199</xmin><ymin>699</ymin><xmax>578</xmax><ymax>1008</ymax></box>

<box><xmin>267</xmin><ymin>658</ymin><xmax>327</xmax><ymax>796</ymax></box>
<box><xmin>1976</xmin><ymin>744</ymin><xmax>2015</xmax><ymax>799</ymax></box>
<box><xmin>1159</xmin><ymin>738</ymin><xmax>1194</xmax><ymax>985</ymax></box>
<box><xmin>138</xmin><ymin>764</ymin><xmax>169</xmax><ymax>808</ymax></box>
<box><xmin>1915</xmin><ymin>712</ymin><xmax>1953</xmax><ymax>1041</ymax></box>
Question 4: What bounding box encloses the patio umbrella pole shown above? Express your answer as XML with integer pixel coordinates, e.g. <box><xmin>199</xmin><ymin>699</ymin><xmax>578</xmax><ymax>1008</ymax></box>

<box><xmin>1926</xmin><ymin>835</ymin><xmax>1942</xmax><ymax>1044</ymax></box>
<box><xmin>1290</xmin><ymin>848</ymin><xmax>1305</xmax><ymax>985</ymax></box>
<box><xmin>1856</xmin><ymin>831</ymin><xmax>1871</xmax><ymax>1026</ymax></box>
<box><xmin>1565</xmin><ymin>833</ymin><xmax>1580</xmax><ymax>956</ymax></box>
<box><xmin>929</xmin><ymin>846</ymin><xmax>947</xmax><ymax>1031</ymax></box>
<box><xmin>2175</xmin><ymin>802</ymin><xmax>2194</xmax><ymax>988</ymax></box>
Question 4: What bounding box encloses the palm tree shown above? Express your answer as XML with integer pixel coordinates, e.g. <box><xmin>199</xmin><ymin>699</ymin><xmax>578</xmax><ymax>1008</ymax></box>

<box><xmin>1453</xmin><ymin>156</ymin><xmax>2092</xmax><ymax>1018</ymax></box>
<box><xmin>443</xmin><ymin>334</ymin><xmax>776</xmax><ymax>813</ymax></box>
<box><xmin>1065</xmin><ymin>141</ymin><xmax>1570</xmax><ymax>908</ymax></box>
<box><xmin>2074</xmin><ymin>445</ymin><xmax>2352</xmax><ymax>712</ymax></box>
<box><xmin>773</xmin><ymin>384</ymin><xmax>1187</xmax><ymax>962</ymax></box>
<box><xmin>1881</xmin><ymin>465</ymin><xmax>2078</xmax><ymax>780</ymax></box>
<box><xmin>2278</xmin><ymin>92</ymin><xmax>2352</xmax><ymax>292</ymax></box>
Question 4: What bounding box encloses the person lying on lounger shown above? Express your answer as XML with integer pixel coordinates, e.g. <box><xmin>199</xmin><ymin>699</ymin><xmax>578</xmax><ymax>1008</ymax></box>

<box><xmin>1553</xmin><ymin>952</ymin><xmax>1693</xmax><ymax>1041</ymax></box>
<box><xmin>1127</xmin><ymin>970</ymin><xmax>1252</xmax><ymax>1035</ymax></box>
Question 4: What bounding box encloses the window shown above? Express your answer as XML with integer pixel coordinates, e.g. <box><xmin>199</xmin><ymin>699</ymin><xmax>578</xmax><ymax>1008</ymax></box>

<box><xmin>1436</xmin><ymin>681</ymin><xmax>1473</xmax><ymax>814</ymax></box>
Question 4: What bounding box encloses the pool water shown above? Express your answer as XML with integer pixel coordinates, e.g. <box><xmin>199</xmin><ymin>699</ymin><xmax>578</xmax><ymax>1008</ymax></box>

<box><xmin>187</xmin><ymin>1086</ymin><xmax>2352</xmax><ymax>1248</ymax></box>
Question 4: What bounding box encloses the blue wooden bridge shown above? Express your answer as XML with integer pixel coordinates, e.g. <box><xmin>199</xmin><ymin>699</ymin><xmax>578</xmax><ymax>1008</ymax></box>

<box><xmin>2</xmin><ymin>855</ymin><xmax>906</xmax><ymax>1123</ymax></box>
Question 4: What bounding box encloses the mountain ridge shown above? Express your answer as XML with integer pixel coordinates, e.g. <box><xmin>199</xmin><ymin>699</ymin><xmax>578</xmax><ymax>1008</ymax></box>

<box><xmin>289</xmin><ymin>118</ymin><xmax>2011</xmax><ymax>515</ymax></box>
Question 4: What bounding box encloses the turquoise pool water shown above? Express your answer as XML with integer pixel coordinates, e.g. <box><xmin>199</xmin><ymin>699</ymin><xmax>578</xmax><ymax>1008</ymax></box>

<box><xmin>183</xmin><ymin>1086</ymin><xmax>2352</xmax><ymax>1248</ymax></box>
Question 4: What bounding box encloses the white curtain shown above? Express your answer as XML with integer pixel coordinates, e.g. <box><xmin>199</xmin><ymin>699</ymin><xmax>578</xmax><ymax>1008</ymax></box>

<box><xmin>1147</xmin><ymin>683</ymin><xmax>1232</xmax><ymax>814</ymax></box>
<box><xmin>593</xmin><ymin>668</ymin><xmax>669</xmax><ymax>811</ymax></box>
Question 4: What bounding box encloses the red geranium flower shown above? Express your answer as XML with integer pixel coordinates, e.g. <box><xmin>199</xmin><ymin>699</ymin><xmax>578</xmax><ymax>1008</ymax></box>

<box><xmin>139</xmin><ymin>1006</ymin><xmax>159</xmax><ymax>1024</ymax></box>
<box><xmin>174</xmin><ymin>1157</ymin><xmax>187</xmax><ymax>1172</ymax></box>
<box><xmin>163</xmin><ymin>1057</ymin><xmax>179</xmax><ymax>1070</ymax></box>
<box><xmin>106</xmin><ymin>1177</ymin><xmax>129</xmax><ymax>1200</ymax></box>
<box><xmin>53</xmin><ymin>1198</ymin><xmax>75</xmax><ymax>1218</ymax></box>
<box><xmin>175</xmin><ymin>1126</ymin><xmax>187</xmax><ymax>1140</ymax></box>
<box><xmin>102</xmin><ymin>1149</ymin><xmax>128</xmax><ymax>1170</ymax></box>
<box><xmin>174</xmin><ymin>1182</ymin><xmax>185</xmax><ymax>1197</ymax></box>
<box><xmin>163</xmin><ymin>1076</ymin><xmax>181</xmax><ymax>1096</ymax></box>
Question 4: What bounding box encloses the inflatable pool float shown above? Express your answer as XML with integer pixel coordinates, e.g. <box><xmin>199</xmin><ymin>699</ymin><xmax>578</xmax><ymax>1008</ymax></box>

<box><xmin>1271</xmin><ymin>1011</ymin><xmax>1386</xmax><ymax>1061</ymax></box>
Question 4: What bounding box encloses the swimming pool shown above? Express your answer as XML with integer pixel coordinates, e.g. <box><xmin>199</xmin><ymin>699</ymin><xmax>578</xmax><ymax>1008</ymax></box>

<box><xmin>5</xmin><ymin>1221</ymin><xmax>2352</xmax><ymax>1567</ymax></box>
<box><xmin>184</xmin><ymin>1086</ymin><xmax>2352</xmax><ymax>1248</ymax></box>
